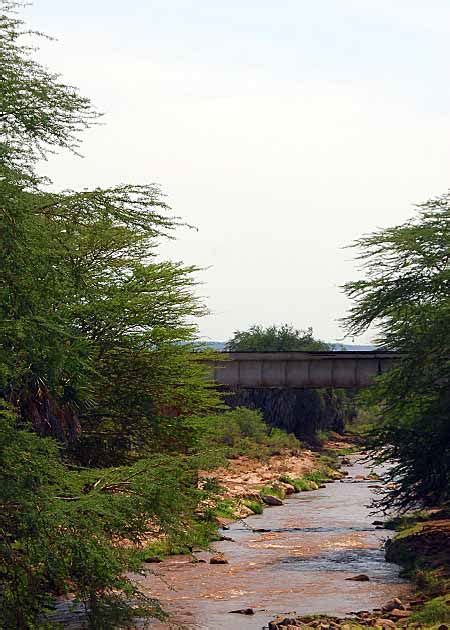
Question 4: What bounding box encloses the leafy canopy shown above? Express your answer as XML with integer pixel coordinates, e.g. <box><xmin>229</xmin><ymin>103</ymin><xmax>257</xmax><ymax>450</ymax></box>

<box><xmin>0</xmin><ymin>2</ymin><xmax>222</xmax><ymax>626</ymax></box>
<box><xmin>344</xmin><ymin>195</ymin><xmax>450</xmax><ymax>510</ymax></box>
<box><xmin>226</xmin><ymin>323</ymin><xmax>329</xmax><ymax>352</ymax></box>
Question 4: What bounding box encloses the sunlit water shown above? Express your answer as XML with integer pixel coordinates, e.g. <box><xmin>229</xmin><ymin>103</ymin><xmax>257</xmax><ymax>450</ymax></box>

<box><xmin>139</xmin><ymin>456</ymin><xmax>411</xmax><ymax>629</ymax></box>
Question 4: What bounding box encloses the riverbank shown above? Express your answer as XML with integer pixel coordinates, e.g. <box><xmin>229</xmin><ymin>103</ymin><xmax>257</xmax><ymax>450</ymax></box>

<box><xmin>383</xmin><ymin>511</ymin><xmax>450</xmax><ymax>627</ymax></box>
<box><xmin>202</xmin><ymin>438</ymin><xmax>349</xmax><ymax>523</ymax></box>
<box><xmin>266</xmin><ymin>506</ymin><xmax>450</xmax><ymax>629</ymax></box>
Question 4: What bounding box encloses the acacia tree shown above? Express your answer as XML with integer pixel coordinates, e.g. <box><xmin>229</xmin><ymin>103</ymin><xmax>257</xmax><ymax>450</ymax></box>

<box><xmin>226</xmin><ymin>323</ymin><xmax>329</xmax><ymax>351</ymax></box>
<box><xmin>0</xmin><ymin>2</ymin><xmax>220</xmax><ymax>626</ymax></box>
<box><xmin>344</xmin><ymin>196</ymin><xmax>450</xmax><ymax>510</ymax></box>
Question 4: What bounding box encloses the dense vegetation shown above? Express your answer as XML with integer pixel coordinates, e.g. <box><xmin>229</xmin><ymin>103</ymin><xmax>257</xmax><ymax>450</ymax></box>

<box><xmin>225</xmin><ymin>324</ymin><xmax>356</xmax><ymax>442</ymax></box>
<box><xmin>225</xmin><ymin>323</ymin><xmax>328</xmax><ymax>352</ymax></box>
<box><xmin>0</xmin><ymin>3</ymin><xmax>233</xmax><ymax>627</ymax></box>
<box><xmin>344</xmin><ymin>197</ymin><xmax>450</xmax><ymax>510</ymax></box>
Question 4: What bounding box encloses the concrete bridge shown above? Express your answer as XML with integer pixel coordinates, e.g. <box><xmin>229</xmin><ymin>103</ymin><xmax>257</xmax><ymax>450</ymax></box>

<box><xmin>210</xmin><ymin>351</ymin><xmax>398</xmax><ymax>389</ymax></box>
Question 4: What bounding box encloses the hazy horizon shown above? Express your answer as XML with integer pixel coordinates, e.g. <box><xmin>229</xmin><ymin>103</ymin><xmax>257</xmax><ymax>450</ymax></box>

<box><xmin>25</xmin><ymin>1</ymin><xmax>450</xmax><ymax>344</ymax></box>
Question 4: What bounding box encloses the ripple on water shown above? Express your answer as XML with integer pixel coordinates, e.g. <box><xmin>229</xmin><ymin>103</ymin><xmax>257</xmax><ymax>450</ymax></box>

<box><xmin>279</xmin><ymin>547</ymin><xmax>407</xmax><ymax>583</ymax></box>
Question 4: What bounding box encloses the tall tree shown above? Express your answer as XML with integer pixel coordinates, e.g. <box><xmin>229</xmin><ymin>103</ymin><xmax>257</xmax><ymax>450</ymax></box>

<box><xmin>344</xmin><ymin>195</ymin><xmax>450</xmax><ymax>510</ymax></box>
<box><xmin>0</xmin><ymin>2</ymin><xmax>220</xmax><ymax>626</ymax></box>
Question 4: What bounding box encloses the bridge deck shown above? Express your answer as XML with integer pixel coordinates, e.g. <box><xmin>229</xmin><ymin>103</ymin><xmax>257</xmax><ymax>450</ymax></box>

<box><xmin>211</xmin><ymin>351</ymin><xmax>398</xmax><ymax>389</ymax></box>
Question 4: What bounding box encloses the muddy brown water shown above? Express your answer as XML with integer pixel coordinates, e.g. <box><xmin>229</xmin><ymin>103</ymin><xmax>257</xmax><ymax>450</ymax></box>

<box><xmin>139</xmin><ymin>456</ymin><xmax>411</xmax><ymax>629</ymax></box>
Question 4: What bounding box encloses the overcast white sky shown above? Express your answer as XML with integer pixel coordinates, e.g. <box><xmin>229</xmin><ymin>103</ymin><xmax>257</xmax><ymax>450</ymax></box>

<box><xmin>25</xmin><ymin>1</ymin><xmax>450</xmax><ymax>344</ymax></box>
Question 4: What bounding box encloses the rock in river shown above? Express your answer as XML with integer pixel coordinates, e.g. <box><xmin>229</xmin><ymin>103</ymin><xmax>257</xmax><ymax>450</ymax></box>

<box><xmin>261</xmin><ymin>494</ymin><xmax>283</xmax><ymax>506</ymax></box>
<box><xmin>229</xmin><ymin>608</ymin><xmax>254</xmax><ymax>615</ymax></box>
<box><xmin>345</xmin><ymin>574</ymin><xmax>370</xmax><ymax>581</ymax></box>
<box><xmin>210</xmin><ymin>554</ymin><xmax>229</xmax><ymax>564</ymax></box>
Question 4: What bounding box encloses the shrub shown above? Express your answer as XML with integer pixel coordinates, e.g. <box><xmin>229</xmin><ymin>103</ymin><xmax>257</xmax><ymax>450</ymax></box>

<box><xmin>0</xmin><ymin>405</ymin><xmax>209</xmax><ymax>627</ymax></box>
<box><xmin>197</xmin><ymin>407</ymin><xmax>301</xmax><ymax>459</ymax></box>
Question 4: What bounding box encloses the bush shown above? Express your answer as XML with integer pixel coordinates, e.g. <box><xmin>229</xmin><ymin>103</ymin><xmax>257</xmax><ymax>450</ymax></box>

<box><xmin>0</xmin><ymin>405</ymin><xmax>209</xmax><ymax>627</ymax></box>
<box><xmin>197</xmin><ymin>407</ymin><xmax>301</xmax><ymax>459</ymax></box>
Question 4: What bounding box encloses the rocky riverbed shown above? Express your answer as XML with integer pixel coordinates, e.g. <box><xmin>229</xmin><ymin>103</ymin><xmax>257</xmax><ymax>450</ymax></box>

<box><xmin>140</xmin><ymin>454</ymin><xmax>411</xmax><ymax>629</ymax></box>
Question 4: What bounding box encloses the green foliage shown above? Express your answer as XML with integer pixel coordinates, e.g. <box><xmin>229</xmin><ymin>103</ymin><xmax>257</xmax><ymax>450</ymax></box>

<box><xmin>409</xmin><ymin>595</ymin><xmax>450</xmax><ymax>625</ymax></box>
<box><xmin>195</xmin><ymin>407</ymin><xmax>301</xmax><ymax>459</ymax></box>
<box><xmin>314</xmin><ymin>430</ymin><xmax>329</xmax><ymax>445</ymax></box>
<box><xmin>414</xmin><ymin>569</ymin><xmax>448</xmax><ymax>597</ymax></box>
<box><xmin>0</xmin><ymin>404</ymin><xmax>207</xmax><ymax>627</ymax></box>
<box><xmin>0</xmin><ymin>1</ymin><xmax>98</xmax><ymax>167</ymax></box>
<box><xmin>304</xmin><ymin>471</ymin><xmax>327</xmax><ymax>484</ymax></box>
<box><xmin>383</xmin><ymin>512</ymin><xmax>430</xmax><ymax>531</ymax></box>
<box><xmin>259</xmin><ymin>484</ymin><xmax>285</xmax><ymax>499</ymax></box>
<box><xmin>139</xmin><ymin>519</ymin><xmax>219</xmax><ymax>560</ymax></box>
<box><xmin>344</xmin><ymin>195</ymin><xmax>450</xmax><ymax>510</ymax></box>
<box><xmin>0</xmin><ymin>3</ymin><xmax>224</xmax><ymax>626</ymax></box>
<box><xmin>243</xmin><ymin>499</ymin><xmax>263</xmax><ymax>514</ymax></box>
<box><xmin>226</xmin><ymin>323</ymin><xmax>329</xmax><ymax>352</ymax></box>
<box><xmin>279</xmin><ymin>473</ymin><xmax>324</xmax><ymax>492</ymax></box>
<box><xmin>225</xmin><ymin>325</ymin><xmax>356</xmax><ymax>442</ymax></box>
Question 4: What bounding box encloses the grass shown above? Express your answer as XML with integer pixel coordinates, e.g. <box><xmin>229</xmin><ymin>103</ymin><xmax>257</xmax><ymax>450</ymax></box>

<box><xmin>409</xmin><ymin>595</ymin><xmax>450</xmax><ymax>626</ymax></box>
<box><xmin>259</xmin><ymin>484</ymin><xmax>285</xmax><ymax>499</ymax></box>
<box><xmin>138</xmin><ymin>519</ymin><xmax>219</xmax><ymax>560</ymax></box>
<box><xmin>384</xmin><ymin>511</ymin><xmax>430</xmax><ymax>531</ymax></box>
<box><xmin>317</xmin><ymin>452</ymin><xmax>339</xmax><ymax>467</ymax></box>
<box><xmin>279</xmin><ymin>474</ymin><xmax>322</xmax><ymax>492</ymax></box>
<box><xmin>304</xmin><ymin>471</ymin><xmax>327</xmax><ymax>484</ymax></box>
<box><xmin>243</xmin><ymin>499</ymin><xmax>263</xmax><ymax>514</ymax></box>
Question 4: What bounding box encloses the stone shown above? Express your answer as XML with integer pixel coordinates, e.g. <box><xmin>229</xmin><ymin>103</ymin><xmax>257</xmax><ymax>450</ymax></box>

<box><xmin>219</xmin><ymin>535</ymin><xmax>234</xmax><ymax>541</ymax></box>
<box><xmin>253</xmin><ymin>527</ymin><xmax>272</xmax><ymax>533</ymax></box>
<box><xmin>389</xmin><ymin>609</ymin><xmax>411</xmax><ymax>618</ymax></box>
<box><xmin>210</xmin><ymin>554</ymin><xmax>228</xmax><ymax>564</ymax></box>
<box><xmin>381</xmin><ymin>598</ymin><xmax>404</xmax><ymax>612</ymax></box>
<box><xmin>236</xmin><ymin>504</ymin><xmax>255</xmax><ymax>518</ymax></box>
<box><xmin>269</xmin><ymin>617</ymin><xmax>286</xmax><ymax>630</ymax></box>
<box><xmin>374</xmin><ymin>619</ymin><xmax>396</xmax><ymax>628</ymax></box>
<box><xmin>372</xmin><ymin>520</ymin><xmax>384</xmax><ymax>526</ymax></box>
<box><xmin>281</xmin><ymin>618</ymin><xmax>299</xmax><ymax>626</ymax></box>
<box><xmin>345</xmin><ymin>574</ymin><xmax>370</xmax><ymax>581</ymax></box>
<box><xmin>143</xmin><ymin>556</ymin><xmax>162</xmax><ymax>563</ymax></box>
<box><xmin>280</xmin><ymin>482</ymin><xmax>296</xmax><ymax>495</ymax></box>
<box><xmin>261</xmin><ymin>494</ymin><xmax>283</xmax><ymax>506</ymax></box>
<box><xmin>229</xmin><ymin>608</ymin><xmax>254</xmax><ymax>615</ymax></box>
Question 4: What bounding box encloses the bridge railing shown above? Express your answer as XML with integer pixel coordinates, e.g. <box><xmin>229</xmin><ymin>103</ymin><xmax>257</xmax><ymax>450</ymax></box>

<box><xmin>210</xmin><ymin>351</ymin><xmax>399</xmax><ymax>389</ymax></box>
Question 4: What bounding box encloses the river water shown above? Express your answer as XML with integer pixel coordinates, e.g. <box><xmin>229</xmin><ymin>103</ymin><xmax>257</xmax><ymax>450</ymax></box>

<box><xmin>140</xmin><ymin>456</ymin><xmax>411</xmax><ymax>629</ymax></box>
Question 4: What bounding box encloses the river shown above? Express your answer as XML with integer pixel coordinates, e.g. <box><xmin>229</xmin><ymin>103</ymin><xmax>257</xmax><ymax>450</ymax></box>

<box><xmin>139</xmin><ymin>456</ymin><xmax>411</xmax><ymax>629</ymax></box>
